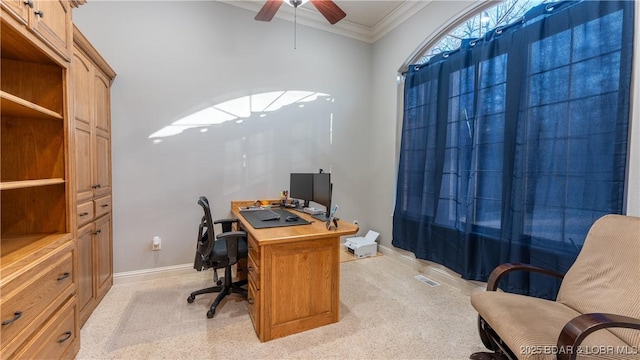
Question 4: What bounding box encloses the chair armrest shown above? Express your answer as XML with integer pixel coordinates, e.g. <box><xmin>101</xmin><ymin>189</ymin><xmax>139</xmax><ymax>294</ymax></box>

<box><xmin>557</xmin><ymin>313</ymin><xmax>640</xmax><ymax>360</ymax></box>
<box><xmin>217</xmin><ymin>231</ymin><xmax>247</xmax><ymax>264</ymax></box>
<box><xmin>486</xmin><ymin>263</ymin><xmax>565</xmax><ymax>291</ymax></box>
<box><xmin>214</xmin><ymin>218</ymin><xmax>238</xmax><ymax>233</ymax></box>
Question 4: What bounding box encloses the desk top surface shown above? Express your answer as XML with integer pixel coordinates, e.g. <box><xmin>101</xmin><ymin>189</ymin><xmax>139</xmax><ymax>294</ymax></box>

<box><xmin>231</xmin><ymin>200</ymin><xmax>358</xmax><ymax>244</ymax></box>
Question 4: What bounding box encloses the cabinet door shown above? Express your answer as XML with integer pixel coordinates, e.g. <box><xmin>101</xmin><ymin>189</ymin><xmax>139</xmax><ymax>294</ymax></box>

<box><xmin>72</xmin><ymin>51</ymin><xmax>94</xmax><ymax>203</ymax></box>
<box><xmin>93</xmin><ymin>72</ymin><xmax>110</xmax><ymax>198</ymax></box>
<box><xmin>29</xmin><ymin>0</ymin><xmax>70</xmax><ymax>58</ymax></box>
<box><xmin>1</xmin><ymin>0</ymin><xmax>31</xmax><ymax>25</ymax></box>
<box><xmin>94</xmin><ymin>214</ymin><xmax>112</xmax><ymax>301</ymax></box>
<box><xmin>77</xmin><ymin>223</ymin><xmax>94</xmax><ymax>325</ymax></box>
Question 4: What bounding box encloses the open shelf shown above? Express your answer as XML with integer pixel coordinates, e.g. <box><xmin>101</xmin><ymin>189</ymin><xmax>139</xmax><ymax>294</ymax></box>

<box><xmin>0</xmin><ymin>91</ymin><xmax>63</xmax><ymax>120</ymax></box>
<box><xmin>0</xmin><ymin>233</ymin><xmax>72</xmax><ymax>277</ymax></box>
<box><xmin>0</xmin><ymin>178</ymin><xmax>65</xmax><ymax>190</ymax></box>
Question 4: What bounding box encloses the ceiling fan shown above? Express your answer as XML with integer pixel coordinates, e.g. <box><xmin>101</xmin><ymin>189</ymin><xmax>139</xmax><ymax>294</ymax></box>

<box><xmin>255</xmin><ymin>0</ymin><xmax>347</xmax><ymax>25</ymax></box>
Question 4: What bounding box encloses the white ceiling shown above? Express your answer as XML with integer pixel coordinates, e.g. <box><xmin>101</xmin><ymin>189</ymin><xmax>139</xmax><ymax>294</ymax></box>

<box><xmin>220</xmin><ymin>0</ymin><xmax>432</xmax><ymax>43</ymax></box>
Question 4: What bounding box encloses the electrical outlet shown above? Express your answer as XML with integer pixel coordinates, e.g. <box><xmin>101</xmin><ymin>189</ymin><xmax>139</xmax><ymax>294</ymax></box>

<box><xmin>152</xmin><ymin>236</ymin><xmax>161</xmax><ymax>251</ymax></box>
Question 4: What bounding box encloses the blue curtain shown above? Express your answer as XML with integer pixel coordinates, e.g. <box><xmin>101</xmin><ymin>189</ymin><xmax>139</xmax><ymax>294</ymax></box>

<box><xmin>393</xmin><ymin>0</ymin><xmax>633</xmax><ymax>299</ymax></box>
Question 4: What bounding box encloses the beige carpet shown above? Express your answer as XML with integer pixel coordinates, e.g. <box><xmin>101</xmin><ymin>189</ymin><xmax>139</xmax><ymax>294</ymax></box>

<box><xmin>77</xmin><ymin>255</ymin><xmax>486</xmax><ymax>359</ymax></box>
<box><xmin>105</xmin><ymin>284</ymin><xmax>247</xmax><ymax>351</ymax></box>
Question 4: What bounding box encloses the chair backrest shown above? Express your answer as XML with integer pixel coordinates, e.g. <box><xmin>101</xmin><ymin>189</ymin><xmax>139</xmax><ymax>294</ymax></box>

<box><xmin>195</xmin><ymin>196</ymin><xmax>243</xmax><ymax>267</ymax></box>
<box><xmin>556</xmin><ymin>214</ymin><xmax>640</xmax><ymax>345</ymax></box>
<box><xmin>196</xmin><ymin>196</ymin><xmax>215</xmax><ymax>261</ymax></box>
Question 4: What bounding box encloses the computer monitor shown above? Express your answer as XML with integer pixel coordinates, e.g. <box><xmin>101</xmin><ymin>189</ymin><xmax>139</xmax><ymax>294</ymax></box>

<box><xmin>312</xmin><ymin>172</ymin><xmax>331</xmax><ymax>219</ymax></box>
<box><xmin>289</xmin><ymin>173</ymin><xmax>313</xmax><ymax>208</ymax></box>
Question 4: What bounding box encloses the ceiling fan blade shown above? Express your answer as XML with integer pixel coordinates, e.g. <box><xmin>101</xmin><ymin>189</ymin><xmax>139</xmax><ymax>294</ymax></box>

<box><xmin>255</xmin><ymin>0</ymin><xmax>283</xmax><ymax>22</ymax></box>
<box><xmin>309</xmin><ymin>0</ymin><xmax>346</xmax><ymax>25</ymax></box>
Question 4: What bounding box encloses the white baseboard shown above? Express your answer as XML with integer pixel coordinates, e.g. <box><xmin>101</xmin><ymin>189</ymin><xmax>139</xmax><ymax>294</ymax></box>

<box><xmin>113</xmin><ymin>263</ymin><xmax>195</xmax><ymax>285</ymax></box>
<box><xmin>377</xmin><ymin>244</ymin><xmax>485</xmax><ymax>296</ymax></box>
<box><xmin>113</xmin><ymin>246</ymin><xmax>486</xmax><ymax>295</ymax></box>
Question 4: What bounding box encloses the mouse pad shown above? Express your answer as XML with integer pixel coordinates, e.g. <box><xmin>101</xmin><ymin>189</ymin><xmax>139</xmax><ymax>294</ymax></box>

<box><xmin>240</xmin><ymin>208</ymin><xmax>311</xmax><ymax>229</ymax></box>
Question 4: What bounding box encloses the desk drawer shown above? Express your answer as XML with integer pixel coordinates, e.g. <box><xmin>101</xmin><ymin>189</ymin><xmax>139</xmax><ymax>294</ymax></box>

<box><xmin>247</xmin><ymin>253</ymin><xmax>260</xmax><ymax>290</ymax></box>
<box><xmin>77</xmin><ymin>201</ymin><xmax>94</xmax><ymax>227</ymax></box>
<box><xmin>1</xmin><ymin>247</ymin><xmax>74</xmax><ymax>351</ymax></box>
<box><xmin>247</xmin><ymin>235</ymin><xmax>260</xmax><ymax>267</ymax></box>
<box><xmin>247</xmin><ymin>279</ymin><xmax>260</xmax><ymax>334</ymax></box>
<box><xmin>12</xmin><ymin>297</ymin><xmax>77</xmax><ymax>360</ymax></box>
<box><xmin>94</xmin><ymin>195</ymin><xmax>112</xmax><ymax>218</ymax></box>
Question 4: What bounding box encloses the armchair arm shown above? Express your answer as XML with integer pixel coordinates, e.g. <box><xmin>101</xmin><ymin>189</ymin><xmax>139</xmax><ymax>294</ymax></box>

<box><xmin>214</xmin><ymin>218</ymin><xmax>238</xmax><ymax>233</ymax></box>
<box><xmin>557</xmin><ymin>313</ymin><xmax>640</xmax><ymax>360</ymax></box>
<box><xmin>486</xmin><ymin>263</ymin><xmax>565</xmax><ymax>291</ymax></box>
<box><xmin>216</xmin><ymin>230</ymin><xmax>246</xmax><ymax>264</ymax></box>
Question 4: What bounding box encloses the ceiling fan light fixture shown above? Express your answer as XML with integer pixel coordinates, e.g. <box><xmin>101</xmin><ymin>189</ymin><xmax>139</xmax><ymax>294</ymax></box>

<box><xmin>282</xmin><ymin>0</ymin><xmax>309</xmax><ymax>7</ymax></box>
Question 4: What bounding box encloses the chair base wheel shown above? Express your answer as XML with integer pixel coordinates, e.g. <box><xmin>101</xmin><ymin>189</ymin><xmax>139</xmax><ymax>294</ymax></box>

<box><xmin>207</xmin><ymin>310</ymin><xmax>215</xmax><ymax>318</ymax></box>
<box><xmin>470</xmin><ymin>352</ymin><xmax>507</xmax><ymax>360</ymax></box>
<box><xmin>187</xmin><ymin>295</ymin><xmax>195</xmax><ymax>303</ymax></box>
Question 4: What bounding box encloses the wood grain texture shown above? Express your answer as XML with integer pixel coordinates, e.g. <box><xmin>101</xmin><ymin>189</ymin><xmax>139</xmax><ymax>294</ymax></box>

<box><xmin>1</xmin><ymin>59</ymin><xmax>64</xmax><ymax>114</ymax></box>
<box><xmin>232</xmin><ymin>200</ymin><xmax>356</xmax><ymax>342</ymax></box>
<box><xmin>1</xmin><ymin>184</ymin><xmax>67</xmax><ymax>236</ymax></box>
<box><xmin>76</xmin><ymin>223</ymin><xmax>95</xmax><ymax>326</ymax></box>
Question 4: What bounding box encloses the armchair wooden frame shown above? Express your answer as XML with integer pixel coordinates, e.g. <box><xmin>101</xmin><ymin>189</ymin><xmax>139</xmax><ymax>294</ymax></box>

<box><xmin>476</xmin><ymin>262</ymin><xmax>640</xmax><ymax>360</ymax></box>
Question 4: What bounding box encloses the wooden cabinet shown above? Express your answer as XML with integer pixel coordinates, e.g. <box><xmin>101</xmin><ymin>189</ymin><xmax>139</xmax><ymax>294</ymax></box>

<box><xmin>76</xmin><ymin>214</ymin><xmax>112</xmax><ymax>325</ymax></box>
<box><xmin>71</xmin><ymin>26</ymin><xmax>116</xmax><ymax>327</ymax></box>
<box><xmin>1</xmin><ymin>4</ymin><xmax>80</xmax><ymax>358</ymax></box>
<box><xmin>0</xmin><ymin>0</ymin><xmax>72</xmax><ymax>60</ymax></box>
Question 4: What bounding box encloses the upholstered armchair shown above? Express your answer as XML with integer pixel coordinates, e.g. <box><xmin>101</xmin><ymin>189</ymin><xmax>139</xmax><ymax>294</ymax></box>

<box><xmin>470</xmin><ymin>214</ymin><xmax>640</xmax><ymax>360</ymax></box>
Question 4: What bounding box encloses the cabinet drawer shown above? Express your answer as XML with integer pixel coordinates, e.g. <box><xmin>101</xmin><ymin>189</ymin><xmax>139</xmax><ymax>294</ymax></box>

<box><xmin>1</xmin><ymin>0</ymin><xmax>30</xmax><ymax>25</ymax></box>
<box><xmin>94</xmin><ymin>195</ymin><xmax>111</xmax><ymax>218</ymax></box>
<box><xmin>77</xmin><ymin>201</ymin><xmax>94</xmax><ymax>227</ymax></box>
<box><xmin>12</xmin><ymin>297</ymin><xmax>77</xmax><ymax>360</ymax></box>
<box><xmin>247</xmin><ymin>252</ymin><xmax>260</xmax><ymax>290</ymax></box>
<box><xmin>247</xmin><ymin>235</ymin><xmax>260</xmax><ymax>267</ymax></box>
<box><xmin>29</xmin><ymin>0</ymin><xmax>71</xmax><ymax>60</ymax></box>
<box><xmin>247</xmin><ymin>280</ymin><xmax>260</xmax><ymax>334</ymax></box>
<box><xmin>1</xmin><ymin>247</ymin><xmax>74</xmax><ymax>352</ymax></box>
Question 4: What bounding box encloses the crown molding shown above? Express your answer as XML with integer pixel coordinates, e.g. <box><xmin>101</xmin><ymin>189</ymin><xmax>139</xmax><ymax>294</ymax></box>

<box><xmin>370</xmin><ymin>1</ymin><xmax>432</xmax><ymax>43</ymax></box>
<box><xmin>218</xmin><ymin>0</ymin><xmax>428</xmax><ymax>43</ymax></box>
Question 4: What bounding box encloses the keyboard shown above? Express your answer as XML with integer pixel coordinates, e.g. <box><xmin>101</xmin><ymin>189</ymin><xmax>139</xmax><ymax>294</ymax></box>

<box><xmin>255</xmin><ymin>209</ymin><xmax>281</xmax><ymax>221</ymax></box>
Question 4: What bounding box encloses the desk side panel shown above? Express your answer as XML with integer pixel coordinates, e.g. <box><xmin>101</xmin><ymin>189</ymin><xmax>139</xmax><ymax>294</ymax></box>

<box><xmin>263</xmin><ymin>236</ymin><xmax>340</xmax><ymax>340</ymax></box>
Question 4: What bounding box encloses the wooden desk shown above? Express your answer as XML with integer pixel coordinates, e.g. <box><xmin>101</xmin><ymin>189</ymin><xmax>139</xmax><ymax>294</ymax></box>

<box><xmin>231</xmin><ymin>201</ymin><xmax>358</xmax><ymax>342</ymax></box>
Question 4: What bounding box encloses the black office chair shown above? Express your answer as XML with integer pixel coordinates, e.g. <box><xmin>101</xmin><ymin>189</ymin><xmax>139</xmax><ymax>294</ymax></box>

<box><xmin>187</xmin><ymin>196</ymin><xmax>248</xmax><ymax>318</ymax></box>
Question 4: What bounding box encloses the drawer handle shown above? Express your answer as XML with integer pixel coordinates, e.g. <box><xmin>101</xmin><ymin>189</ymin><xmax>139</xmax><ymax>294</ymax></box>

<box><xmin>93</xmin><ymin>229</ymin><xmax>102</xmax><ymax>235</ymax></box>
<box><xmin>58</xmin><ymin>331</ymin><xmax>72</xmax><ymax>343</ymax></box>
<box><xmin>101</xmin><ymin>204</ymin><xmax>109</xmax><ymax>208</ymax></box>
<box><xmin>23</xmin><ymin>0</ymin><xmax>33</xmax><ymax>8</ymax></box>
<box><xmin>57</xmin><ymin>272</ymin><xmax>70</xmax><ymax>281</ymax></box>
<box><xmin>2</xmin><ymin>311</ymin><xmax>23</xmax><ymax>326</ymax></box>
<box><xmin>34</xmin><ymin>9</ymin><xmax>43</xmax><ymax>17</ymax></box>
<box><xmin>92</xmin><ymin>184</ymin><xmax>102</xmax><ymax>189</ymax></box>
<box><xmin>247</xmin><ymin>298</ymin><xmax>254</xmax><ymax>305</ymax></box>
<box><xmin>79</xmin><ymin>212</ymin><xmax>89</xmax><ymax>217</ymax></box>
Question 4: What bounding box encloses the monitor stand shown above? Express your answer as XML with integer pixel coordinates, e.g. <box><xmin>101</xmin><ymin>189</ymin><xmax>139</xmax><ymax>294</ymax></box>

<box><xmin>312</xmin><ymin>212</ymin><xmax>329</xmax><ymax>222</ymax></box>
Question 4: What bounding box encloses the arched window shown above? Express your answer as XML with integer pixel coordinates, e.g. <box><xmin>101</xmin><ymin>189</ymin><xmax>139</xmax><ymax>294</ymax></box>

<box><xmin>412</xmin><ymin>0</ymin><xmax>555</xmax><ymax>66</ymax></box>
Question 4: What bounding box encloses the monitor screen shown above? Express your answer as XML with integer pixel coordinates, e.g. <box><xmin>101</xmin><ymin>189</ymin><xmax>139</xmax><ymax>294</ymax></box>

<box><xmin>312</xmin><ymin>173</ymin><xmax>331</xmax><ymax>213</ymax></box>
<box><xmin>289</xmin><ymin>173</ymin><xmax>313</xmax><ymax>206</ymax></box>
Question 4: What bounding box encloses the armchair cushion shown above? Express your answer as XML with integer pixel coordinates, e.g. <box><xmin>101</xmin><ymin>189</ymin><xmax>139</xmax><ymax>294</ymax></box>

<box><xmin>557</xmin><ymin>215</ymin><xmax>640</xmax><ymax>347</ymax></box>
<box><xmin>471</xmin><ymin>291</ymin><xmax>630</xmax><ymax>360</ymax></box>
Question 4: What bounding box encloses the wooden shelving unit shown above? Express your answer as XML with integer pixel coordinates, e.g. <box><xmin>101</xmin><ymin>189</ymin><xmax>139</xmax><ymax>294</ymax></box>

<box><xmin>1</xmin><ymin>1</ymin><xmax>79</xmax><ymax>357</ymax></box>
